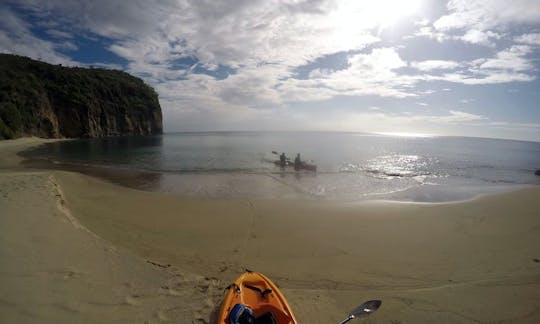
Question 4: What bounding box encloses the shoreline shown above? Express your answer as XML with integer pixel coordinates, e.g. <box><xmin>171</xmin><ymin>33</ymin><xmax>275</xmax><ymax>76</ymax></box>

<box><xmin>19</xmin><ymin>139</ymin><xmax>538</xmax><ymax>204</ymax></box>
<box><xmin>2</xmin><ymin>138</ymin><xmax>540</xmax><ymax>323</ymax></box>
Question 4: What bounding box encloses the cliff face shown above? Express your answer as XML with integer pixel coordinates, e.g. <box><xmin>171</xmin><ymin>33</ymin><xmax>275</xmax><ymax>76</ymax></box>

<box><xmin>0</xmin><ymin>54</ymin><xmax>163</xmax><ymax>139</ymax></box>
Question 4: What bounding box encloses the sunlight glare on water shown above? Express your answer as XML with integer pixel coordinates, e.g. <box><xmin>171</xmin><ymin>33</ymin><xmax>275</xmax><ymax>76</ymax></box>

<box><xmin>25</xmin><ymin>132</ymin><xmax>540</xmax><ymax>202</ymax></box>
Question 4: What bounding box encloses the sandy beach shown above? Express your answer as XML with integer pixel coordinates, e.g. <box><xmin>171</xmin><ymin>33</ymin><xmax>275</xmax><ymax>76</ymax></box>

<box><xmin>1</xmin><ymin>138</ymin><xmax>540</xmax><ymax>323</ymax></box>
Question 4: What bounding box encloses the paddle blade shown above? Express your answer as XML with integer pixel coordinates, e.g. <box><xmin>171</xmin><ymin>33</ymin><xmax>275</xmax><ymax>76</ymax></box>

<box><xmin>350</xmin><ymin>300</ymin><xmax>381</xmax><ymax>318</ymax></box>
<box><xmin>272</xmin><ymin>151</ymin><xmax>278</xmax><ymax>155</ymax></box>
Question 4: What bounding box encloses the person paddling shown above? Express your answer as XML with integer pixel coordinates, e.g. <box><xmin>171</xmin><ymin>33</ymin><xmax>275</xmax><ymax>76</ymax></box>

<box><xmin>294</xmin><ymin>153</ymin><xmax>302</xmax><ymax>171</ymax></box>
<box><xmin>279</xmin><ymin>152</ymin><xmax>287</xmax><ymax>167</ymax></box>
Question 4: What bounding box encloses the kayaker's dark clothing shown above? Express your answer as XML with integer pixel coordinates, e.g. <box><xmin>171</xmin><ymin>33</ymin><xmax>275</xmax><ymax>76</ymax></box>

<box><xmin>279</xmin><ymin>153</ymin><xmax>286</xmax><ymax>167</ymax></box>
<box><xmin>294</xmin><ymin>154</ymin><xmax>302</xmax><ymax>171</ymax></box>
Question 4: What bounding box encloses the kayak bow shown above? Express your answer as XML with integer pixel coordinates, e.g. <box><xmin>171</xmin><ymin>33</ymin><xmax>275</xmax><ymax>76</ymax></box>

<box><xmin>218</xmin><ymin>270</ymin><xmax>298</xmax><ymax>324</ymax></box>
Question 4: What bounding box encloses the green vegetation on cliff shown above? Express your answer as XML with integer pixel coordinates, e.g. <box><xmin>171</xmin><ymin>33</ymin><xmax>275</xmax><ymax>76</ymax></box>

<box><xmin>0</xmin><ymin>54</ymin><xmax>163</xmax><ymax>140</ymax></box>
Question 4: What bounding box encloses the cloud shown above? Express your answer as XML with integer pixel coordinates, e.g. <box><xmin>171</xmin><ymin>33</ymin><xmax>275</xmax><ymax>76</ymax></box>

<box><xmin>0</xmin><ymin>6</ymin><xmax>74</xmax><ymax>64</ymax></box>
<box><xmin>274</xmin><ymin>109</ymin><xmax>488</xmax><ymax>136</ymax></box>
<box><xmin>515</xmin><ymin>33</ymin><xmax>540</xmax><ymax>46</ymax></box>
<box><xmin>412</xmin><ymin>26</ymin><xmax>501</xmax><ymax>46</ymax></box>
<box><xmin>414</xmin><ymin>18</ymin><xmax>430</xmax><ymax>26</ymax></box>
<box><xmin>279</xmin><ymin>47</ymin><xmax>416</xmax><ymax>101</ymax></box>
<box><xmin>2</xmin><ymin>0</ymin><xmax>540</xmax><ymax>141</ymax></box>
<box><xmin>459</xmin><ymin>29</ymin><xmax>500</xmax><ymax>46</ymax></box>
<box><xmin>444</xmin><ymin>110</ymin><xmax>484</xmax><ymax>122</ymax></box>
<box><xmin>434</xmin><ymin>0</ymin><xmax>540</xmax><ymax>32</ymax></box>
<box><xmin>413</xmin><ymin>26</ymin><xmax>449</xmax><ymax>42</ymax></box>
<box><xmin>45</xmin><ymin>29</ymin><xmax>72</xmax><ymax>39</ymax></box>
<box><xmin>425</xmin><ymin>45</ymin><xmax>537</xmax><ymax>85</ymax></box>
<box><xmin>477</xmin><ymin>45</ymin><xmax>534</xmax><ymax>71</ymax></box>
<box><xmin>11</xmin><ymin>0</ymin><xmax>392</xmax><ymax>109</ymax></box>
<box><xmin>45</xmin><ymin>0</ymin><xmax>379</xmax><ymax>74</ymax></box>
<box><xmin>6</xmin><ymin>0</ymin><xmax>538</xmax><ymax>100</ymax></box>
<box><xmin>56</xmin><ymin>40</ymin><xmax>78</xmax><ymax>51</ymax></box>
<box><xmin>438</xmin><ymin>71</ymin><xmax>535</xmax><ymax>85</ymax></box>
<box><xmin>422</xmin><ymin>0</ymin><xmax>540</xmax><ymax>47</ymax></box>
<box><xmin>411</xmin><ymin>60</ymin><xmax>460</xmax><ymax>71</ymax></box>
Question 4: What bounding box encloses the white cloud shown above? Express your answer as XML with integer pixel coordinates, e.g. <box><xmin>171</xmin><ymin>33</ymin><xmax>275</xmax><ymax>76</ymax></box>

<box><xmin>278</xmin><ymin>47</ymin><xmax>416</xmax><ymax>101</ymax></box>
<box><xmin>426</xmin><ymin>0</ymin><xmax>540</xmax><ymax>47</ymax></box>
<box><xmin>415</xmin><ymin>110</ymin><xmax>485</xmax><ymax>123</ymax></box>
<box><xmin>56</xmin><ymin>40</ymin><xmax>78</xmax><ymax>51</ymax></box>
<box><xmin>515</xmin><ymin>33</ymin><xmax>540</xmax><ymax>46</ymax></box>
<box><xmin>46</xmin><ymin>29</ymin><xmax>72</xmax><ymax>39</ymax></box>
<box><xmin>436</xmin><ymin>71</ymin><xmax>535</xmax><ymax>85</ymax></box>
<box><xmin>278</xmin><ymin>109</ymin><xmax>488</xmax><ymax>136</ymax></box>
<box><xmin>13</xmin><ymin>0</ymin><xmax>395</xmax><ymax>109</ymax></box>
<box><xmin>0</xmin><ymin>6</ymin><xmax>74</xmax><ymax>64</ymax></box>
<box><xmin>414</xmin><ymin>18</ymin><xmax>430</xmax><ymax>26</ymax></box>
<box><xmin>425</xmin><ymin>45</ymin><xmax>536</xmax><ymax>85</ymax></box>
<box><xmin>477</xmin><ymin>45</ymin><xmax>534</xmax><ymax>71</ymax></box>
<box><xmin>411</xmin><ymin>60</ymin><xmax>460</xmax><ymax>71</ymax></box>
<box><xmin>6</xmin><ymin>0</ymin><xmax>538</xmax><ymax>105</ymax></box>
<box><xmin>434</xmin><ymin>0</ymin><xmax>540</xmax><ymax>32</ymax></box>
<box><xmin>459</xmin><ymin>29</ymin><xmax>500</xmax><ymax>46</ymax></box>
<box><xmin>413</xmin><ymin>26</ymin><xmax>449</xmax><ymax>42</ymax></box>
<box><xmin>2</xmin><ymin>0</ymin><xmax>540</xmax><ymax>141</ymax></box>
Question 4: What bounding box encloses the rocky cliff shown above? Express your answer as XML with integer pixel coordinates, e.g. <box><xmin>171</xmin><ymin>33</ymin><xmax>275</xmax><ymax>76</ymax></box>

<box><xmin>0</xmin><ymin>54</ymin><xmax>162</xmax><ymax>139</ymax></box>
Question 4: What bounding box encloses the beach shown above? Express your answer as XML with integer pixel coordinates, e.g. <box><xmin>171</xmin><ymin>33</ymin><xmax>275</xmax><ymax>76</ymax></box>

<box><xmin>1</xmin><ymin>138</ymin><xmax>540</xmax><ymax>323</ymax></box>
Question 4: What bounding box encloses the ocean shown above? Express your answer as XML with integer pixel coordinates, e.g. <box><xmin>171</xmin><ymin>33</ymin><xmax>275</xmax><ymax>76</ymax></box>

<box><xmin>24</xmin><ymin>132</ymin><xmax>540</xmax><ymax>202</ymax></box>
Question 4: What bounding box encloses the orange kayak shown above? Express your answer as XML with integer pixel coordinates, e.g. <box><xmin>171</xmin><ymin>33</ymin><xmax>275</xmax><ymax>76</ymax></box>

<box><xmin>218</xmin><ymin>270</ymin><xmax>298</xmax><ymax>324</ymax></box>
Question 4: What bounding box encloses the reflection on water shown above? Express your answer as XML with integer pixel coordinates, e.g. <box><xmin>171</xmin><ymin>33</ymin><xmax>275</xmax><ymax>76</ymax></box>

<box><xmin>33</xmin><ymin>136</ymin><xmax>164</xmax><ymax>166</ymax></box>
<box><xmin>340</xmin><ymin>154</ymin><xmax>438</xmax><ymax>178</ymax></box>
<box><xmin>22</xmin><ymin>132</ymin><xmax>540</xmax><ymax>202</ymax></box>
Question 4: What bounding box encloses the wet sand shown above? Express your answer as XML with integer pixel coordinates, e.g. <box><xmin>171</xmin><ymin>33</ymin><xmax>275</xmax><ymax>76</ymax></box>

<box><xmin>1</xmin><ymin>138</ymin><xmax>540</xmax><ymax>323</ymax></box>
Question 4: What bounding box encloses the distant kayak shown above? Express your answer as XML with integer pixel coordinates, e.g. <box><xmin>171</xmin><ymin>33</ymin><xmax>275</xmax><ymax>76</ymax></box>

<box><xmin>218</xmin><ymin>270</ymin><xmax>298</xmax><ymax>324</ymax></box>
<box><xmin>273</xmin><ymin>160</ymin><xmax>317</xmax><ymax>172</ymax></box>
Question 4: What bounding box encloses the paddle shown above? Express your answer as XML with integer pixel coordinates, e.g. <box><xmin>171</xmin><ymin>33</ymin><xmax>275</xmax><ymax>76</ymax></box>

<box><xmin>337</xmin><ymin>300</ymin><xmax>382</xmax><ymax>324</ymax></box>
<box><xmin>272</xmin><ymin>151</ymin><xmax>292</xmax><ymax>162</ymax></box>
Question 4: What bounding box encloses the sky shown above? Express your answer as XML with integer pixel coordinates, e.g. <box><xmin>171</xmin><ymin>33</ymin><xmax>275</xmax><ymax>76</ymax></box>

<box><xmin>1</xmin><ymin>0</ymin><xmax>540</xmax><ymax>141</ymax></box>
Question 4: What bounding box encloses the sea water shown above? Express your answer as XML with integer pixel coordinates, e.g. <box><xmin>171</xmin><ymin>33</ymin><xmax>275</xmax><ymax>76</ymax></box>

<box><xmin>25</xmin><ymin>132</ymin><xmax>540</xmax><ymax>202</ymax></box>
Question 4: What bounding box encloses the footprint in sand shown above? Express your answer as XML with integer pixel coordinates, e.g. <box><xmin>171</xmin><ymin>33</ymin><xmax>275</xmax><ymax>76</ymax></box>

<box><xmin>156</xmin><ymin>309</ymin><xmax>170</xmax><ymax>321</ymax></box>
<box><xmin>125</xmin><ymin>295</ymin><xmax>141</xmax><ymax>306</ymax></box>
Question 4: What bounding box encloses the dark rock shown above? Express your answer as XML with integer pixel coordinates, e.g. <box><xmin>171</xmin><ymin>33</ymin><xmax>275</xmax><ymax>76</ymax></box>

<box><xmin>535</xmin><ymin>170</ymin><xmax>540</xmax><ymax>176</ymax></box>
<box><xmin>0</xmin><ymin>54</ymin><xmax>162</xmax><ymax>139</ymax></box>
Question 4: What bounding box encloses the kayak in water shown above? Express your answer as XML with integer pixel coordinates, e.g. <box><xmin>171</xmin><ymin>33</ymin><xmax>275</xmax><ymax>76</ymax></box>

<box><xmin>273</xmin><ymin>160</ymin><xmax>317</xmax><ymax>172</ymax></box>
<box><xmin>271</xmin><ymin>151</ymin><xmax>317</xmax><ymax>172</ymax></box>
<box><xmin>218</xmin><ymin>270</ymin><xmax>298</xmax><ymax>324</ymax></box>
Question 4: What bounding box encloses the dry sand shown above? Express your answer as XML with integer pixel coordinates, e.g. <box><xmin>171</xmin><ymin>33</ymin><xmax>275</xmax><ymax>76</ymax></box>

<box><xmin>1</xmin><ymin>138</ymin><xmax>540</xmax><ymax>323</ymax></box>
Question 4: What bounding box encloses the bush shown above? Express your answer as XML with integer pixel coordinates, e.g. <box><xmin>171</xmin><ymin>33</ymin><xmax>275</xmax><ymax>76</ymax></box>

<box><xmin>0</xmin><ymin>118</ymin><xmax>14</xmax><ymax>139</ymax></box>
<box><xmin>0</xmin><ymin>102</ymin><xmax>22</xmax><ymax>136</ymax></box>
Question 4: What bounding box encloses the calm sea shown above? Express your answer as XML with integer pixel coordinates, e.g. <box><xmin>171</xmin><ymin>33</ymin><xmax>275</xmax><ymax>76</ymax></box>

<box><xmin>25</xmin><ymin>132</ymin><xmax>540</xmax><ymax>202</ymax></box>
